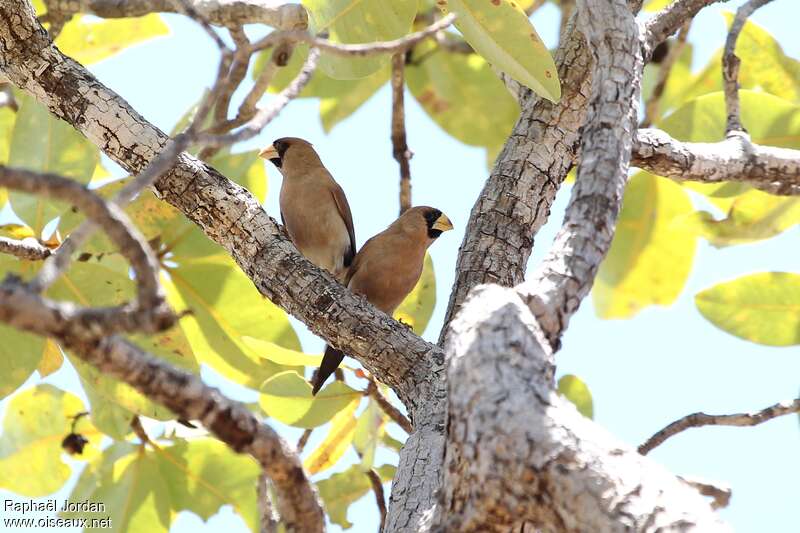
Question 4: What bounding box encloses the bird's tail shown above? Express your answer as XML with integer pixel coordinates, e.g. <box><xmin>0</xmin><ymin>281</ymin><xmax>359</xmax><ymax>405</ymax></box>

<box><xmin>311</xmin><ymin>345</ymin><xmax>345</xmax><ymax>395</ymax></box>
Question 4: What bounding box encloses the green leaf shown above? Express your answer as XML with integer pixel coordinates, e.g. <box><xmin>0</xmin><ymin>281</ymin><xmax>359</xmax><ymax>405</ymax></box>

<box><xmin>407</xmin><ymin>38</ymin><xmax>519</xmax><ymax>147</ymax></box>
<box><xmin>56</xmin><ymin>14</ymin><xmax>170</xmax><ymax>65</ymax></box>
<box><xmin>64</xmin><ymin>445</ymin><xmax>172</xmax><ymax>532</ymax></box>
<box><xmin>695</xmin><ymin>272</ymin><xmax>800</xmax><ymax>346</ymax></box>
<box><xmin>260</xmin><ymin>371</ymin><xmax>362</xmax><ymax>428</ymax></box>
<box><xmin>0</xmin><ymin>384</ymin><xmax>101</xmax><ymax>496</ymax></box>
<box><xmin>316</xmin><ymin>464</ymin><xmax>396</xmax><ymax>529</ymax></box>
<box><xmin>557</xmin><ymin>374</ymin><xmax>593</xmax><ymax>419</ymax></box>
<box><xmin>321</xmin><ymin>65</ymin><xmax>390</xmax><ymax>131</ymax></box>
<box><xmin>593</xmin><ymin>172</ymin><xmax>696</xmax><ymax>318</ymax></box>
<box><xmin>165</xmin><ymin>255</ymin><xmax>300</xmax><ymax>387</ymax></box>
<box><xmin>662</xmin><ymin>91</ymin><xmax>800</xmax><ymax>148</ymax></box>
<box><xmin>304</xmin><ymin>399</ymin><xmax>359</xmax><ymax>474</ymax></box>
<box><xmin>442</xmin><ymin>0</ymin><xmax>560</xmax><ymax>102</ymax></box>
<box><xmin>155</xmin><ymin>439</ymin><xmax>260</xmax><ymax>531</ymax></box>
<box><xmin>669</xmin><ymin>15</ymin><xmax>800</xmax><ymax>109</ymax></box>
<box><xmin>82</xmin><ymin>383</ymin><xmax>134</xmax><ymax>440</ymax></box>
<box><xmin>301</xmin><ymin>0</ymin><xmax>417</xmax><ymax>79</ymax></box>
<box><xmin>393</xmin><ymin>252</ymin><xmax>437</xmax><ymax>335</ymax></box>
<box><xmin>8</xmin><ymin>93</ymin><xmax>98</xmax><ymax>233</ymax></box>
<box><xmin>353</xmin><ymin>399</ymin><xmax>383</xmax><ymax>470</ymax></box>
<box><xmin>0</xmin><ymin>254</ymin><xmax>45</xmax><ymax>398</ymax></box>
<box><xmin>242</xmin><ymin>336</ymin><xmax>323</xmax><ymax>367</ymax></box>
<box><xmin>49</xmin><ymin>261</ymin><xmax>196</xmax><ymax>422</ymax></box>
<box><xmin>696</xmin><ymin>190</ymin><xmax>800</xmax><ymax>247</ymax></box>
<box><xmin>0</xmin><ymin>323</ymin><xmax>43</xmax><ymax>399</ymax></box>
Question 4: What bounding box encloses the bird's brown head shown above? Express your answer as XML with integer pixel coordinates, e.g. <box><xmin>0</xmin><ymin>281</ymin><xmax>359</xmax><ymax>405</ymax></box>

<box><xmin>258</xmin><ymin>137</ymin><xmax>322</xmax><ymax>173</ymax></box>
<box><xmin>396</xmin><ymin>206</ymin><xmax>454</xmax><ymax>241</ymax></box>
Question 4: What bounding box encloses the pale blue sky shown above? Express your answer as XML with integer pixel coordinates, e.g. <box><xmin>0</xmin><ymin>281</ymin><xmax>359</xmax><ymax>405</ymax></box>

<box><xmin>2</xmin><ymin>1</ymin><xmax>799</xmax><ymax>532</ymax></box>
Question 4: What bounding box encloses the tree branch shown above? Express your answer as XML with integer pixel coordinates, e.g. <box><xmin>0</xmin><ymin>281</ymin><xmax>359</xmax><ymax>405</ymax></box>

<box><xmin>641</xmin><ymin>21</ymin><xmax>691</xmax><ymax>127</ymax></box>
<box><xmin>0</xmin><ymin>278</ymin><xmax>323</xmax><ymax>532</ymax></box>
<box><xmin>632</xmin><ymin>128</ymin><xmax>800</xmax><ymax>195</ymax></box>
<box><xmin>0</xmin><ymin>0</ymin><xmax>441</xmax><ymax>416</ymax></box>
<box><xmin>437</xmin><ymin>285</ymin><xmax>728</xmax><ymax>531</ymax></box>
<box><xmin>0</xmin><ymin>235</ymin><xmax>52</xmax><ymax>260</ymax></box>
<box><xmin>722</xmin><ymin>0</ymin><xmax>773</xmax><ymax>134</ymax></box>
<box><xmin>367</xmin><ymin>379</ymin><xmax>412</xmax><ymax>434</ymax></box>
<box><xmin>517</xmin><ymin>0</ymin><xmax>643</xmax><ymax>349</ymax></box>
<box><xmin>42</xmin><ymin>0</ymin><xmax>308</xmax><ymax>30</ymax></box>
<box><xmin>0</xmin><ymin>165</ymin><xmax>173</xmax><ymax>328</ymax></box>
<box><xmin>639</xmin><ymin>398</ymin><xmax>800</xmax><ymax>455</ymax></box>
<box><xmin>250</xmin><ymin>14</ymin><xmax>456</xmax><ymax>57</ymax></box>
<box><xmin>391</xmin><ymin>53</ymin><xmax>412</xmax><ymax>215</ymax></box>
<box><xmin>645</xmin><ymin>0</ymin><xmax>726</xmax><ymax>56</ymax></box>
<box><xmin>438</xmin><ymin>10</ymin><xmax>595</xmax><ymax>341</ymax></box>
<box><xmin>366</xmin><ymin>468</ymin><xmax>387</xmax><ymax>533</ymax></box>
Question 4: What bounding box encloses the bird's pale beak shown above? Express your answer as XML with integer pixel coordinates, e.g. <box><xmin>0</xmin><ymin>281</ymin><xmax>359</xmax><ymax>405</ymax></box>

<box><xmin>259</xmin><ymin>145</ymin><xmax>279</xmax><ymax>160</ymax></box>
<box><xmin>433</xmin><ymin>214</ymin><xmax>454</xmax><ymax>232</ymax></box>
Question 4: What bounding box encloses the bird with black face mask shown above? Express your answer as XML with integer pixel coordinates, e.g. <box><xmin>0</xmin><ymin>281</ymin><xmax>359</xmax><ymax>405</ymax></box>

<box><xmin>312</xmin><ymin>206</ymin><xmax>454</xmax><ymax>395</ymax></box>
<box><xmin>259</xmin><ymin>137</ymin><xmax>356</xmax><ymax>282</ymax></box>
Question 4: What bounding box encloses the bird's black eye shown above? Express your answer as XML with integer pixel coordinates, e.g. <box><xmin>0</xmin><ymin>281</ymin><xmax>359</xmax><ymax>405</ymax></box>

<box><xmin>274</xmin><ymin>140</ymin><xmax>290</xmax><ymax>158</ymax></box>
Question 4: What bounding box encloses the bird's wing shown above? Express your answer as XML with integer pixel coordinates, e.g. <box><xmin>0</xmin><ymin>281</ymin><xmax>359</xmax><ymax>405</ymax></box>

<box><xmin>331</xmin><ymin>183</ymin><xmax>357</xmax><ymax>267</ymax></box>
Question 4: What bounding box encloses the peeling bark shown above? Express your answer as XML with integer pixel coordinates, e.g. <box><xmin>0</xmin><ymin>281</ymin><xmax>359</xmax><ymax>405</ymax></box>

<box><xmin>438</xmin><ymin>285</ymin><xmax>729</xmax><ymax>532</ymax></box>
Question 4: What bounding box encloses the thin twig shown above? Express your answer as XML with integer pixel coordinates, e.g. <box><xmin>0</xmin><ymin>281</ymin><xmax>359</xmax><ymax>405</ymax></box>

<box><xmin>0</xmin><ymin>236</ymin><xmax>52</xmax><ymax>260</ymax></box>
<box><xmin>130</xmin><ymin>415</ymin><xmax>153</xmax><ymax>445</ymax></box>
<box><xmin>641</xmin><ymin>21</ymin><xmax>691</xmax><ymax>127</ymax></box>
<box><xmin>31</xmin><ymin>136</ymin><xmax>189</xmax><ymax>292</ymax></box>
<box><xmin>212</xmin><ymin>26</ymin><xmax>251</xmax><ymax>126</ymax></box>
<box><xmin>723</xmin><ymin>0</ymin><xmax>773</xmax><ymax>133</ymax></box>
<box><xmin>195</xmin><ymin>48</ymin><xmax>320</xmax><ymax>148</ymax></box>
<box><xmin>391</xmin><ymin>54</ymin><xmax>412</xmax><ymax>215</ymax></box>
<box><xmin>639</xmin><ymin>398</ymin><xmax>800</xmax><ymax>455</ymax></box>
<box><xmin>365</xmin><ymin>468</ymin><xmax>387</xmax><ymax>532</ymax></box>
<box><xmin>296</xmin><ymin>429</ymin><xmax>313</xmax><ymax>453</ymax></box>
<box><xmin>0</xmin><ymin>166</ymin><xmax>167</xmax><ymax>314</ymax></box>
<box><xmin>644</xmin><ymin>0</ymin><xmax>721</xmax><ymax>57</ymax></box>
<box><xmin>367</xmin><ymin>379</ymin><xmax>412</xmax><ymax>433</ymax></box>
<box><xmin>251</xmin><ymin>13</ymin><xmax>456</xmax><ymax>56</ymax></box>
<box><xmin>206</xmin><ymin>43</ymin><xmax>291</xmax><ymax>136</ymax></box>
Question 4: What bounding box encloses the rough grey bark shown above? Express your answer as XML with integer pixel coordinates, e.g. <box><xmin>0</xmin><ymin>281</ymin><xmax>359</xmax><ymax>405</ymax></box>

<box><xmin>43</xmin><ymin>0</ymin><xmax>308</xmax><ymax>29</ymax></box>
<box><xmin>438</xmin><ymin>285</ymin><xmax>729</xmax><ymax>532</ymax></box>
<box><xmin>519</xmin><ymin>0</ymin><xmax>642</xmax><ymax>349</ymax></box>
<box><xmin>438</xmin><ymin>13</ymin><xmax>593</xmax><ymax>341</ymax></box>
<box><xmin>0</xmin><ymin>235</ymin><xmax>51</xmax><ymax>260</ymax></box>
<box><xmin>633</xmin><ymin>128</ymin><xmax>800</xmax><ymax>196</ymax></box>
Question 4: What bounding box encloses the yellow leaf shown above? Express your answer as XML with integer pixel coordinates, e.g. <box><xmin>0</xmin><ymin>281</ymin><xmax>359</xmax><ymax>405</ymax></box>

<box><xmin>594</xmin><ymin>172</ymin><xmax>696</xmax><ymax>318</ymax></box>
<box><xmin>37</xmin><ymin>340</ymin><xmax>63</xmax><ymax>377</ymax></box>
<box><xmin>304</xmin><ymin>399</ymin><xmax>359</xmax><ymax>474</ymax></box>
<box><xmin>56</xmin><ymin>14</ymin><xmax>170</xmax><ymax>65</ymax></box>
